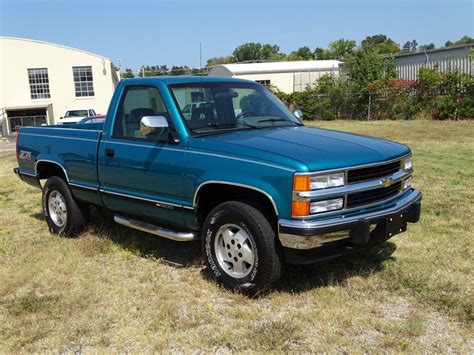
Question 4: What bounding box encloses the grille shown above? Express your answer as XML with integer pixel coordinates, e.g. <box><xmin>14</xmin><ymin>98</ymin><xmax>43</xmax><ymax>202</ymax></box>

<box><xmin>346</xmin><ymin>182</ymin><xmax>401</xmax><ymax>209</ymax></box>
<box><xmin>347</xmin><ymin>161</ymin><xmax>401</xmax><ymax>184</ymax></box>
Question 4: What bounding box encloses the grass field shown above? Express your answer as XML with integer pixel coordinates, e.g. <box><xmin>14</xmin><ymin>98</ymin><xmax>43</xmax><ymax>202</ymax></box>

<box><xmin>0</xmin><ymin>121</ymin><xmax>473</xmax><ymax>352</ymax></box>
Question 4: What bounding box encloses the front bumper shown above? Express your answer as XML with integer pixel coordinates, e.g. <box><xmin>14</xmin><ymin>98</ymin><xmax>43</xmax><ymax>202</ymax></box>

<box><xmin>278</xmin><ymin>189</ymin><xmax>422</xmax><ymax>259</ymax></box>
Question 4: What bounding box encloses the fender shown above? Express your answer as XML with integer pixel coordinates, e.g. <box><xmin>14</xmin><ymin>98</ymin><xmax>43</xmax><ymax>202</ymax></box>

<box><xmin>193</xmin><ymin>180</ymin><xmax>280</xmax><ymax>216</ymax></box>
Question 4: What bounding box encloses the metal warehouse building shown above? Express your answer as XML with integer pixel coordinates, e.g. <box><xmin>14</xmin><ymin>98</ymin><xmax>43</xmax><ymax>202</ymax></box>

<box><xmin>0</xmin><ymin>37</ymin><xmax>119</xmax><ymax>135</ymax></box>
<box><xmin>391</xmin><ymin>44</ymin><xmax>473</xmax><ymax>81</ymax></box>
<box><xmin>209</xmin><ymin>60</ymin><xmax>341</xmax><ymax>93</ymax></box>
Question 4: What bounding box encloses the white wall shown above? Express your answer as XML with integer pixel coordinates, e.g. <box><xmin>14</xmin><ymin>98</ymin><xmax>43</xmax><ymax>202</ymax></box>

<box><xmin>235</xmin><ymin>70</ymin><xmax>339</xmax><ymax>93</ymax></box>
<box><xmin>234</xmin><ymin>72</ymin><xmax>295</xmax><ymax>93</ymax></box>
<box><xmin>209</xmin><ymin>66</ymin><xmax>340</xmax><ymax>94</ymax></box>
<box><xmin>0</xmin><ymin>37</ymin><xmax>118</xmax><ymax>132</ymax></box>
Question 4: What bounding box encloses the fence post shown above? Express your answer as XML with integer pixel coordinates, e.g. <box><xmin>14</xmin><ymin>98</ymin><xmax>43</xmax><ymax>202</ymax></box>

<box><xmin>367</xmin><ymin>93</ymin><xmax>372</xmax><ymax>120</ymax></box>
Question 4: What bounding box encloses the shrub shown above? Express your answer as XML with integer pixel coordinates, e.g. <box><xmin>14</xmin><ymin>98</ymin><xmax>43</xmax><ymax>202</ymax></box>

<box><xmin>269</xmin><ymin>67</ymin><xmax>473</xmax><ymax>121</ymax></box>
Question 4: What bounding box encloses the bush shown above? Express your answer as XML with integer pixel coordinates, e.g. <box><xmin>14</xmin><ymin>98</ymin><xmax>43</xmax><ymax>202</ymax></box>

<box><xmin>270</xmin><ymin>68</ymin><xmax>473</xmax><ymax>121</ymax></box>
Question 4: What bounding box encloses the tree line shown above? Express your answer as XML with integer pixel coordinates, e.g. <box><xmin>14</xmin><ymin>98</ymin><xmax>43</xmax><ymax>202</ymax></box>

<box><xmin>120</xmin><ymin>34</ymin><xmax>474</xmax><ymax>78</ymax></box>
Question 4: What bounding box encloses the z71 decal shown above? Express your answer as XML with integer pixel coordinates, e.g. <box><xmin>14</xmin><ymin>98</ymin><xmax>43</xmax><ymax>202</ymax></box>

<box><xmin>19</xmin><ymin>150</ymin><xmax>32</xmax><ymax>160</ymax></box>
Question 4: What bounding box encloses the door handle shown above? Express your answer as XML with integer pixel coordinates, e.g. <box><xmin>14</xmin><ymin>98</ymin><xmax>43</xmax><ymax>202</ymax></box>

<box><xmin>105</xmin><ymin>148</ymin><xmax>115</xmax><ymax>157</ymax></box>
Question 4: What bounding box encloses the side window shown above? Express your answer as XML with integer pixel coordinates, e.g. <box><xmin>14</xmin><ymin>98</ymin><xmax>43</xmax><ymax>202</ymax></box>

<box><xmin>113</xmin><ymin>86</ymin><xmax>169</xmax><ymax>142</ymax></box>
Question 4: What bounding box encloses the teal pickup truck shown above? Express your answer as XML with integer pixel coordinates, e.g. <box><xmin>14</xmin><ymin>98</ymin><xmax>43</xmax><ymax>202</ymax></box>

<box><xmin>14</xmin><ymin>77</ymin><xmax>422</xmax><ymax>293</ymax></box>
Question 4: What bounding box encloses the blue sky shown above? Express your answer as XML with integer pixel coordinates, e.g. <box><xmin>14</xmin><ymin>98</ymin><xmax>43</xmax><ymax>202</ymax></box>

<box><xmin>1</xmin><ymin>0</ymin><xmax>473</xmax><ymax>70</ymax></box>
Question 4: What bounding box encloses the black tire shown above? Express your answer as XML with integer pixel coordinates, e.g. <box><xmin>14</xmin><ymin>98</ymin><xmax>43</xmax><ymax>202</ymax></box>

<box><xmin>42</xmin><ymin>176</ymin><xmax>88</xmax><ymax>236</ymax></box>
<box><xmin>201</xmin><ymin>201</ymin><xmax>281</xmax><ymax>295</ymax></box>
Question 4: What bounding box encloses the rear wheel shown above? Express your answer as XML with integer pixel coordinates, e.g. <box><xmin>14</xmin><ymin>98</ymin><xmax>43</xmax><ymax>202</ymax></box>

<box><xmin>201</xmin><ymin>201</ymin><xmax>281</xmax><ymax>295</ymax></box>
<box><xmin>42</xmin><ymin>176</ymin><xmax>87</xmax><ymax>236</ymax></box>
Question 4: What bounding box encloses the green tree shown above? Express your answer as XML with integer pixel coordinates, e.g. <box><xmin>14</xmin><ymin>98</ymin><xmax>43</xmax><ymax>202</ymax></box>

<box><xmin>169</xmin><ymin>65</ymin><xmax>190</xmax><ymax>75</ymax></box>
<box><xmin>121</xmin><ymin>68</ymin><xmax>135</xmax><ymax>78</ymax></box>
<box><xmin>232</xmin><ymin>42</ymin><xmax>282</xmax><ymax>62</ymax></box>
<box><xmin>402</xmin><ymin>40</ymin><xmax>418</xmax><ymax>52</ymax></box>
<box><xmin>445</xmin><ymin>35</ymin><xmax>474</xmax><ymax>47</ymax></box>
<box><xmin>419</xmin><ymin>43</ymin><xmax>435</xmax><ymax>51</ymax></box>
<box><xmin>205</xmin><ymin>55</ymin><xmax>233</xmax><ymax>67</ymax></box>
<box><xmin>261</xmin><ymin>44</ymin><xmax>282</xmax><ymax>59</ymax></box>
<box><xmin>313</xmin><ymin>47</ymin><xmax>328</xmax><ymax>59</ymax></box>
<box><xmin>343</xmin><ymin>49</ymin><xmax>397</xmax><ymax>89</ymax></box>
<box><xmin>361</xmin><ymin>34</ymin><xmax>400</xmax><ymax>54</ymax></box>
<box><xmin>140</xmin><ymin>65</ymin><xmax>169</xmax><ymax>76</ymax></box>
<box><xmin>288</xmin><ymin>46</ymin><xmax>314</xmax><ymax>60</ymax></box>
<box><xmin>232</xmin><ymin>43</ymin><xmax>261</xmax><ymax>62</ymax></box>
<box><xmin>327</xmin><ymin>39</ymin><xmax>356</xmax><ymax>59</ymax></box>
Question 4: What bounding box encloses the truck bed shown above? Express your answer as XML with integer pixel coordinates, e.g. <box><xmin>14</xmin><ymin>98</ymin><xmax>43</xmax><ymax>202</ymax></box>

<box><xmin>17</xmin><ymin>124</ymin><xmax>103</xmax><ymax>192</ymax></box>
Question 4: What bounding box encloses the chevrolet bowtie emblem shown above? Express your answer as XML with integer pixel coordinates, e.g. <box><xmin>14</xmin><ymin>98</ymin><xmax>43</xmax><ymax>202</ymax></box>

<box><xmin>380</xmin><ymin>177</ymin><xmax>394</xmax><ymax>187</ymax></box>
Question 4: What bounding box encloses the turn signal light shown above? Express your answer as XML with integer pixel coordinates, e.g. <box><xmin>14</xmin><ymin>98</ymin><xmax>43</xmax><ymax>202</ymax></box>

<box><xmin>293</xmin><ymin>175</ymin><xmax>310</xmax><ymax>192</ymax></box>
<box><xmin>292</xmin><ymin>200</ymin><xmax>310</xmax><ymax>217</ymax></box>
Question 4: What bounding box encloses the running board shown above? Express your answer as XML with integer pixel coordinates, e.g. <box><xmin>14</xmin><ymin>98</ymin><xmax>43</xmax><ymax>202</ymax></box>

<box><xmin>114</xmin><ymin>215</ymin><xmax>197</xmax><ymax>242</ymax></box>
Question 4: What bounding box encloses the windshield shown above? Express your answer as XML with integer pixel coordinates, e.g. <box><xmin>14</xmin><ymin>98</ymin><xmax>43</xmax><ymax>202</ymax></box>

<box><xmin>65</xmin><ymin>110</ymin><xmax>88</xmax><ymax>117</ymax></box>
<box><xmin>170</xmin><ymin>82</ymin><xmax>302</xmax><ymax>135</ymax></box>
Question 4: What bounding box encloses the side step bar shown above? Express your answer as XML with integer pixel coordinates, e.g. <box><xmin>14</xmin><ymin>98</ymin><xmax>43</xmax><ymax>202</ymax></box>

<box><xmin>114</xmin><ymin>215</ymin><xmax>197</xmax><ymax>242</ymax></box>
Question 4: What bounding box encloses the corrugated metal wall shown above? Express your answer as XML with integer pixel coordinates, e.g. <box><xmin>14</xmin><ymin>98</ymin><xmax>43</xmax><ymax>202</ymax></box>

<box><xmin>394</xmin><ymin>46</ymin><xmax>473</xmax><ymax>80</ymax></box>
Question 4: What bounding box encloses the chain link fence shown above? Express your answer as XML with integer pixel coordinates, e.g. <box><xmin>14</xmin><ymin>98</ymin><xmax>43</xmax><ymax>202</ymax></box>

<box><xmin>283</xmin><ymin>91</ymin><xmax>474</xmax><ymax>120</ymax></box>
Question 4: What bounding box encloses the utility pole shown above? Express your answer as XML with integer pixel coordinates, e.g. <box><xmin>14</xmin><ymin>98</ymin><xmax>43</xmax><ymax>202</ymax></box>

<box><xmin>199</xmin><ymin>42</ymin><xmax>203</xmax><ymax>75</ymax></box>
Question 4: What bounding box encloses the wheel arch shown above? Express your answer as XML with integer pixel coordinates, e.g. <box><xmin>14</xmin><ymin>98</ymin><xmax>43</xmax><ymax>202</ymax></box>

<box><xmin>193</xmin><ymin>181</ymin><xmax>279</xmax><ymax>230</ymax></box>
<box><xmin>35</xmin><ymin>159</ymin><xmax>69</xmax><ymax>182</ymax></box>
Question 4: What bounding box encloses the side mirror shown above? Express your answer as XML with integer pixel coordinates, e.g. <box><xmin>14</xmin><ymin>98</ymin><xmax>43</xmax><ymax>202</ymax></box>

<box><xmin>60</xmin><ymin>117</ymin><xmax>63</xmax><ymax>119</ymax></box>
<box><xmin>294</xmin><ymin>109</ymin><xmax>303</xmax><ymax>120</ymax></box>
<box><xmin>140</xmin><ymin>116</ymin><xmax>169</xmax><ymax>135</ymax></box>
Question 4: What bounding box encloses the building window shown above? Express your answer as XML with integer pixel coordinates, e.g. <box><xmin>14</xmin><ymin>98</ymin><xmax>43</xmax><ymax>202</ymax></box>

<box><xmin>256</xmin><ymin>79</ymin><xmax>271</xmax><ymax>87</ymax></box>
<box><xmin>73</xmin><ymin>66</ymin><xmax>94</xmax><ymax>97</ymax></box>
<box><xmin>28</xmin><ymin>68</ymin><xmax>50</xmax><ymax>99</ymax></box>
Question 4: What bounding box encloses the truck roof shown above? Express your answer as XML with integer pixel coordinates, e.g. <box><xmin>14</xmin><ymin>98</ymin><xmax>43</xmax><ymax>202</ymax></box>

<box><xmin>120</xmin><ymin>76</ymin><xmax>256</xmax><ymax>85</ymax></box>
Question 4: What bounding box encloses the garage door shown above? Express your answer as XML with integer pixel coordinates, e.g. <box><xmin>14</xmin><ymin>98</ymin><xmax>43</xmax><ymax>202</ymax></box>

<box><xmin>7</xmin><ymin>108</ymin><xmax>47</xmax><ymax>132</ymax></box>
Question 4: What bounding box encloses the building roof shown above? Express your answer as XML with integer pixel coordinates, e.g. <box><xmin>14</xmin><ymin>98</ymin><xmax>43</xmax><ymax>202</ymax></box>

<box><xmin>211</xmin><ymin>60</ymin><xmax>341</xmax><ymax>75</ymax></box>
<box><xmin>0</xmin><ymin>36</ymin><xmax>112</xmax><ymax>61</ymax></box>
<box><xmin>389</xmin><ymin>43</ymin><xmax>474</xmax><ymax>58</ymax></box>
<box><xmin>121</xmin><ymin>76</ymin><xmax>258</xmax><ymax>85</ymax></box>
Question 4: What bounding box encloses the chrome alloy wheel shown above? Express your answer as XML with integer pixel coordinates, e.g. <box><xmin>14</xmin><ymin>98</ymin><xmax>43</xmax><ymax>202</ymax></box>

<box><xmin>48</xmin><ymin>190</ymin><xmax>67</xmax><ymax>227</ymax></box>
<box><xmin>214</xmin><ymin>223</ymin><xmax>255</xmax><ymax>278</ymax></box>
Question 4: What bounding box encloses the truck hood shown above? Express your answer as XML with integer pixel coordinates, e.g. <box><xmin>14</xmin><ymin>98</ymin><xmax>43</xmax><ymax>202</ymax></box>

<box><xmin>191</xmin><ymin>126</ymin><xmax>410</xmax><ymax>172</ymax></box>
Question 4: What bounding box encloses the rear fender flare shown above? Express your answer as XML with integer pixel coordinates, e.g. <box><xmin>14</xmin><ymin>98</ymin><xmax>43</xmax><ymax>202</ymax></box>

<box><xmin>35</xmin><ymin>158</ymin><xmax>69</xmax><ymax>182</ymax></box>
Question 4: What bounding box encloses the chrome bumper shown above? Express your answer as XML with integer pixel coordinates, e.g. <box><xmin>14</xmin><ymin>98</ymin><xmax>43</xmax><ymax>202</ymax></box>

<box><xmin>279</xmin><ymin>189</ymin><xmax>422</xmax><ymax>250</ymax></box>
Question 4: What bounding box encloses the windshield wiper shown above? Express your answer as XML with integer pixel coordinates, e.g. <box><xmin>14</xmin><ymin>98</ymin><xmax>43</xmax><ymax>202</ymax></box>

<box><xmin>256</xmin><ymin>118</ymin><xmax>303</xmax><ymax>126</ymax></box>
<box><xmin>206</xmin><ymin>122</ymin><xmax>237</xmax><ymax>128</ymax></box>
<box><xmin>206</xmin><ymin>122</ymin><xmax>261</xmax><ymax>129</ymax></box>
<box><xmin>238</xmin><ymin>122</ymin><xmax>259</xmax><ymax>129</ymax></box>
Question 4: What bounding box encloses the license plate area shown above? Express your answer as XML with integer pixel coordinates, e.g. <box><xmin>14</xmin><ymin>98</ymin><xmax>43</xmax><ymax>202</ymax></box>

<box><xmin>384</xmin><ymin>212</ymin><xmax>407</xmax><ymax>238</ymax></box>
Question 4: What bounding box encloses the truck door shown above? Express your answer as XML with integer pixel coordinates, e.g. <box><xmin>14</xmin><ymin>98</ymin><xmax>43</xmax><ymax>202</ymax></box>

<box><xmin>97</xmin><ymin>85</ymin><xmax>187</xmax><ymax>227</ymax></box>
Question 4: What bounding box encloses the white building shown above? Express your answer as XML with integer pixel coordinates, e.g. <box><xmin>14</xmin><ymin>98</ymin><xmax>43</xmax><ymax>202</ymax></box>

<box><xmin>0</xmin><ymin>37</ymin><xmax>119</xmax><ymax>135</ymax></box>
<box><xmin>209</xmin><ymin>60</ymin><xmax>341</xmax><ymax>93</ymax></box>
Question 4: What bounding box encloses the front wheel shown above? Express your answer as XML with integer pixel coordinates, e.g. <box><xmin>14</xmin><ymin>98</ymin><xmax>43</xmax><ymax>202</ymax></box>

<box><xmin>201</xmin><ymin>201</ymin><xmax>281</xmax><ymax>294</ymax></box>
<box><xmin>42</xmin><ymin>176</ymin><xmax>87</xmax><ymax>236</ymax></box>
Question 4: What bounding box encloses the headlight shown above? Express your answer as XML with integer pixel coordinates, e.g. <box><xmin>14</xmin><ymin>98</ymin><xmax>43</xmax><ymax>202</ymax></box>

<box><xmin>402</xmin><ymin>156</ymin><xmax>413</xmax><ymax>171</ymax></box>
<box><xmin>403</xmin><ymin>176</ymin><xmax>412</xmax><ymax>190</ymax></box>
<box><xmin>293</xmin><ymin>172</ymin><xmax>345</xmax><ymax>192</ymax></box>
<box><xmin>311</xmin><ymin>172</ymin><xmax>345</xmax><ymax>190</ymax></box>
<box><xmin>310</xmin><ymin>198</ymin><xmax>344</xmax><ymax>214</ymax></box>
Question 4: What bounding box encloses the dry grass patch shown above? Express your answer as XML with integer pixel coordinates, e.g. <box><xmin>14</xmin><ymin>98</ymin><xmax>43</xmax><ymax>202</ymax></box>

<box><xmin>0</xmin><ymin>121</ymin><xmax>473</xmax><ymax>351</ymax></box>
